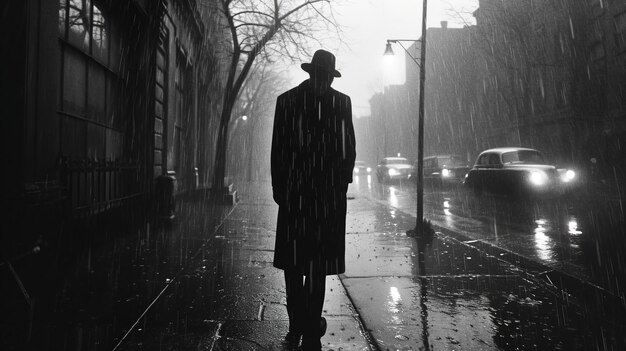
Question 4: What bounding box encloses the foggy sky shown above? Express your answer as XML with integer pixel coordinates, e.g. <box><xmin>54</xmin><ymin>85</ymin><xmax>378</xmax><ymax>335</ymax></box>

<box><xmin>284</xmin><ymin>0</ymin><xmax>478</xmax><ymax>118</ymax></box>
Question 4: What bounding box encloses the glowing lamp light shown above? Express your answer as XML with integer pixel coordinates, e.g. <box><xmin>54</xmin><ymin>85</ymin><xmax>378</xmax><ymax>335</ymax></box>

<box><xmin>441</xmin><ymin>168</ymin><xmax>451</xmax><ymax>177</ymax></box>
<box><xmin>389</xmin><ymin>168</ymin><xmax>399</xmax><ymax>176</ymax></box>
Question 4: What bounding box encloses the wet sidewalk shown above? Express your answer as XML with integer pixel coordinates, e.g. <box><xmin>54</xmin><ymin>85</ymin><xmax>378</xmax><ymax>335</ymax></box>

<box><xmin>5</xmin><ymin>179</ymin><xmax>626</xmax><ymax>350</ymax></box>
<box><xmin>341</xmin><ymin>184</ymin><xmax>626</xmax><ymax>350</ymax></box>
<box><xmin>116</xmin><ymin>181</ymin><xmax>373</xmax><ymax>350</ymax></box>
<box><xmin>3</xmin><ymin>180</ymin><xmax>371</xmax><ymax>350</ymax></box>
<box><xmin>120</xmin><ymin>180</ymin><xmax>626</xmax><ymax>350</ymax></box>
<box><xmin>3</xmin><ymin>194</ymin><xmax>238</xmax><ymax>350</ymax></box>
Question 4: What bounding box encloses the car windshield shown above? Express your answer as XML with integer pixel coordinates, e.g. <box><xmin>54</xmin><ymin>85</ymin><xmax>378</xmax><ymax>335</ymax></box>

<box><xmin>501</xmin><ymin>150</ymin><xmax>546</xmax><ymax>164</ymax></box>
<box><xmin>438</xmin><ymin>156</ymin><xmax>465</xmax><ymax>167</ymax></box>
<box><xmin>386</xmin><ymin>158</ymin><xmax>410</xmax><ymax>165</ymax></box>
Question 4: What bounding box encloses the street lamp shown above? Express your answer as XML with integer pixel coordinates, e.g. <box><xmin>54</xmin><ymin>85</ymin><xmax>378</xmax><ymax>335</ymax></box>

<box><xmin>383</xmin><ymin>39</ymin><xmax>421</xmax><ymax>68</ymax></box>
<box><xmin>384</xmin><ymin>0</ymin><xmax>434</xmax><ymax>237</ymax></box>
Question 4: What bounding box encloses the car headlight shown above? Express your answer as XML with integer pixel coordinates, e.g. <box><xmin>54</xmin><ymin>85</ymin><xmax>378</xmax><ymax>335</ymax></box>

<box><xmin>388</xmin><ymin>168</ymin><xmax>399</xmax><ymax>176</ymax></box>
<box><xmin>366</xmin><ymin>167</ymin><xmax>372</xmax><ymax>173</ymax></box>
<box><xmin>560</xmin><ymin>169</ymin><xmax>575</xmax><ymax>182</ymax></box>
<box><xmin>529</xmin><ymin>171</ymin><xmax>548</xmax><ymax>186</ymax></box>
<box><xmin>354</xmin><ymin>168</ymin><xmax>359</xmax><ymax>174</ymax></box>
<box><xmin>441</xmin><ymin>168</ymin><xmax>451</xmax><ymax>177</ymax></box>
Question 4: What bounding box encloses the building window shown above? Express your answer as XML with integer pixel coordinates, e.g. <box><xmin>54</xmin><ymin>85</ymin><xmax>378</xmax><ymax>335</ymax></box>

<box><xmin>174</xmin><ymin>51</ymin><xmax>190</xmax><ymax>174</ymax></box>
<box><xmin>615</xmin><ymin>11</ymin><xmax>626</xmax><ymax>52</ymax></box>
<box><xmin>92</xmin><ymin>4</ymin><xmax>108</xmax><ymax>62</ymax></box>
<box><xmin>58</xmin><ymin>0</ymin><xmax>121</xmax><ymax>160</ymax></box>
<box><xmin>68</xmin><ymin>0</ymin><xmax>91</xmax><ymax>51</ymax></box>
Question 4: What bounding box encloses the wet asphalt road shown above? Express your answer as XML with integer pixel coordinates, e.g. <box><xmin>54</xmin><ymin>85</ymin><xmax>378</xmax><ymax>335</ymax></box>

<box><xmin>349</xmin><ymin>174</ymin><xmax>626</xmax><ymax>296</ymax></box>
<box><xmin>342</xmin><ymin>175</ymin><xmax>626</xmax><ymax>350</ymax></box>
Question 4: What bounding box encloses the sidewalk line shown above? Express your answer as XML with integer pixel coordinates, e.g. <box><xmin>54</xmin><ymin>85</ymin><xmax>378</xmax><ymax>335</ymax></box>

<box><xmin>112</xmin><ymin>202</ymin><xmax>239</xmax><ymax>350</ymax></box>
<box><xmin>111</xmin><ymin>279</ymin><xmax>173</xmax><ymax>351</ymax></box>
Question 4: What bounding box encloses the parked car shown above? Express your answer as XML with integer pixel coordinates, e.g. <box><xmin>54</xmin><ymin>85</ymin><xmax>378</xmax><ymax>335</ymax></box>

<box><xmin>464</xmin><ymin>147</ymin><xmax>578</xmax><ymax>197</ymax></box>
<box><xmin>353</xmin><ymin>160</ymin><xmax>372</xmax><ymax>176</ymax></box>
<box><xmin>411</xmin><ymin>155</ymin><xmax>470</xmax><ymax>186</ymax></box>
<box><xmin>376</xmin><ymin>157</ymin><xmax>414</xmax><ymax>183</ymax></box>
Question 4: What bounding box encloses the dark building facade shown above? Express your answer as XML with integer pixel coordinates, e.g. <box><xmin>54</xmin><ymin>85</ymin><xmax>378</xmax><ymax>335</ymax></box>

<box><xmin>1</xmin><ymin>0</ymin><xmax>228</xmax><ymax>245</ymax></box>
<box><xmin>472</xmin><ymin>0</ymin><xmax>626</xmax><ymax>183</ymax></box>
<box><xmin>584</xmin><ymin>0</ymin><xmax>626</xmax><ymax>185</ymax></box>
<box><xmin>406</xmin><ymin>23</ymin><xmax>482</xmax><ymax>162</ymax></box>
<box><xmin>376</xmin><ymin>0</ymin><xmax>626</xmax><ymax>187</ymax></box>
<box><xmin>369</xmin><ymin>22</ymin><xmax>481</xmax><ymax>165</ymax></box>
<box><xmin>369</xmin><ymin>84</ymin><xmax>416</xmax><ymax>163</ymax></box>
<box><xmin>1</xmin><ymin>2</ymin><xmax>228</xmax><ymax>345</ymax></box>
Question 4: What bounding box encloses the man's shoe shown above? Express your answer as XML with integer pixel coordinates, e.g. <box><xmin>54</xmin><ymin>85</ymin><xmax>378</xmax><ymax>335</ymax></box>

<box><xmin>282</xmin><ymin>331</ymin><xmax>302</xmax><ymax>349</ymax></box>
<box><xmin>299</xmin><ymin>338</ymin><xmax>322</xmax><ymax>351</ymax></box>
<box><xmin>319</xmin><ymin>317</ymin><xmax>327</xmax><ymax>337</ymax></box>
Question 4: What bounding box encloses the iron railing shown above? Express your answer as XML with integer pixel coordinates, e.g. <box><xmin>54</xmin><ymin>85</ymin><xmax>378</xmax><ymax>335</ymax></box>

<box><xmin>59</xmin><ymin>157</ymin><xmax>144</xmax><ymax>218</ymax></box>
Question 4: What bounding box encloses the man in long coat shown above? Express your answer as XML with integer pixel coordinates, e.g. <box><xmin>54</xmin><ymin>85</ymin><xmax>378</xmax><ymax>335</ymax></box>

<box><xmin>271</xmin><ymin>49</ymin><xmax>356</xmax><ymax>350</ymax></box>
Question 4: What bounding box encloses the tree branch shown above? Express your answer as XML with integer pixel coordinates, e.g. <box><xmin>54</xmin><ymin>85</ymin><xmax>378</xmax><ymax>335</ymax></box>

<box><xmin>278</xmin><ymin>0</ymin><xmax>328</xmax><ymax>22</ymax></box>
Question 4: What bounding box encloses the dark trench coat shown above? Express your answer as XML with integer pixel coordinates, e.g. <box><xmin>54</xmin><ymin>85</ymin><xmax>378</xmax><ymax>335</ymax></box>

<box><xmin>271</xmin><ymin>80</ymin><xmax>356</xmax><ymax>275</ymax></box>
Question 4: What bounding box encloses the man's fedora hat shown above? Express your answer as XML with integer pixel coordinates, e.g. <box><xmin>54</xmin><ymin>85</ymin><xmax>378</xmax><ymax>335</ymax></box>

<box><xmin>301</xmin><ymin>49</ymin><xmax>341</xmax><ymax>78</ymax></box>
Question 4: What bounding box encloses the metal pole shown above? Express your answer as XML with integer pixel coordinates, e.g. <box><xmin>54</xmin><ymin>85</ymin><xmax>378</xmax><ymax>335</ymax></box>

<box><xmin>416</xmin><ymin>0</ymin><xmax>427</xmax><ymax>235</ymax></box>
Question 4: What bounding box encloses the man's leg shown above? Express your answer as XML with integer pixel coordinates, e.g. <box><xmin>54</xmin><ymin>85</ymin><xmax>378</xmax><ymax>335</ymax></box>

<box><xmin>284</xmin><ymin>269</ymin><xmax>305</xmax><ymax>339</ymax></box>
<box><xmin>301</xmin><ymin>263</ymin><xmax>327</xmax><ymax>349</ymax></box>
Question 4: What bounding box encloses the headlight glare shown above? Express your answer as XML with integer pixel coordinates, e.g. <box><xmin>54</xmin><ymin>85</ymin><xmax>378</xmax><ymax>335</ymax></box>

<box><xmin>366</xmin><ymin>167</ymin><xmax>372</xmax><ymax>173</ymax></box>
<box><xmin>354</xmin><ymin>168</ymin><xmax>359</xmax><ymax>173</ymax></box>
<box><xmin>388</xmin><ymin>168</ymin><xmax>399</xmax><ymax>176</ymax></box>
<box><xmin>442</xmin><ymin>168</ymin><xmax>451</xmax><ymax>177</ymax></box>
<box><xmin>529</xmin><ymin>171</ymin><xmax>548</xmax><ymax>186</ymax></box>
<box><xmin>561</xmin><ymin>169</ymin><xmax>575</xmax><ymax>182</ymax></box>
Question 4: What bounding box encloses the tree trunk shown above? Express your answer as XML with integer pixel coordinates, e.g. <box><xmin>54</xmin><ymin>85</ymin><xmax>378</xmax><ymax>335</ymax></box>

<box><xmin>211</xmin><ymin>101</ymin><xmax>234</xmax><ymax>199</ymax></box>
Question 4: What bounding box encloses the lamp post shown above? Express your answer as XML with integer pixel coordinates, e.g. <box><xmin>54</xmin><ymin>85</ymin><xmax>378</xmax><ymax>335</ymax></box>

<box><xmin>384</xmin><ymin>0</ymin><xmax>433</xmax><ymax>237</ymax></box>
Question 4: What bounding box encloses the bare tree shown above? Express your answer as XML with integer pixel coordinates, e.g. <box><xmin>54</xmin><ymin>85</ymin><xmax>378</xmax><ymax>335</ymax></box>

<box><xmin>228</xmin><ymin>64</ymin><xmax>289</xmax><ymax>180</ymax></box>
<box><xmin>210</xmin><ymin>0</ymin><xmax>339</xmax><ymax>196</ymax></box>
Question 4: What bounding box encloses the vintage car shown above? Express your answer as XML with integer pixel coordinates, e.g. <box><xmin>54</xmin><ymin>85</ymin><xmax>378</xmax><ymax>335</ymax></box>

<box><xmin>412</xmin><ymin>155</ymin><xmax>470</xmax><ymax>186</ymax></box>
<box><xmin>376</xmin><ymin>157</ymin><xmax>414</xmax><ymax>183</ymax></box>
<box><xmin>464</xmin><ymin>147</ymin><xmax>577</xmax><ymax>196</ymax></box>
<box><xmin>353</xmin><ymin>160</ymin><xmax>372</xmax><ymax>176</ymax></box>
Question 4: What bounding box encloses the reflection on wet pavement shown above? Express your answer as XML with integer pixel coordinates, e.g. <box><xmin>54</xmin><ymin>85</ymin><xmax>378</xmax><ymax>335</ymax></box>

<box><xmin>355</xmin><ymin>180</ymin><xmax>626</xmax><ymax>297</ymax></box>
<box><xmin>344</xmin><ymin>182</ymin><xmax>626</xmax><ymax>350</ymax></box>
